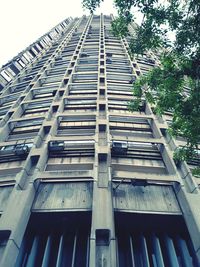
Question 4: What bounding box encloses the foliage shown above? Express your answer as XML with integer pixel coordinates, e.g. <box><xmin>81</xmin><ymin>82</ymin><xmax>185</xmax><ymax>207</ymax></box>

<box><xmin>129</xmin><ymin>51</ymin><xmax>200</xmax><ymax>172</ymax></box>
<box><xmin>82</xmin><ymin>0</ymin><xmax>104</xmax><ymax>13</ymax></box>
<box><xmin>192</xmin><ymin>168</ymin><xmax>200</xmax><ymax>178</ymax></box>
<box><xmin>111</xmin><ymin>17</ymin><xmax>130</xmax><ymax>37</ymax></box>
<box><xmin>82</xmin><ymin>0</ymin><xmax>200</xmax><ymax>174</ymax></box>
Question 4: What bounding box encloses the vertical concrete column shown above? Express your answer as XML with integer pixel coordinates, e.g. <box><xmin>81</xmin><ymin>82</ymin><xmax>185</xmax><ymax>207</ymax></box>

<box><xmin>90</xmin><ymin>14</ymin><xmax>117</xmax><ymax>267</ymax></box>
<box><xmin>176</xmin><ymin>188</ymin><xmax>200</xmax><ymax>264</ymax></box>
<box><xmin>0</xmin><ymin>185</ymin><xmax>36</xmax><ymax>267</ymax></box>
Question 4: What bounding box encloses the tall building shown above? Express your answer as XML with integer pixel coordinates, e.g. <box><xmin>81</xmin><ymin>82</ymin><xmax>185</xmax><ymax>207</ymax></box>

<box><xmin>0</xmin><ymin>14</ymin><xmax>199</xmax><ymax>267</ymax></box>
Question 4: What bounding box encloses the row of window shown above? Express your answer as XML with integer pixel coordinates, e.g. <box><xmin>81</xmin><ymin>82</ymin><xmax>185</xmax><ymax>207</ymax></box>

<box><xmin>0</xmin><ymin>17</ymin><xmax>101</xmax><ymax>120</ymax></box>
<box><xmin>0</xmin><ymin>41</ymin><xmax>60</xmax><ymax>119</ymax></box>
<box><xmin>0</xmin><ymin>139</ymin><xmax>166</xmax><ymax>172</ymax></box>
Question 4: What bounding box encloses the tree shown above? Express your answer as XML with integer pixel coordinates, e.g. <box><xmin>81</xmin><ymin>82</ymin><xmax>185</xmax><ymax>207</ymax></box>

<box><xmin>82</xmin><ymin>0</ymin><xmax>200</xmax><ymax>176</ymax></box>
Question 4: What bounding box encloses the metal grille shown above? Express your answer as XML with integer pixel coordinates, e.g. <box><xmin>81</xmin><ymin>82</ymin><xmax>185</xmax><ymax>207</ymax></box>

<box><xmin>117</xmin><ymin>232</ymin><xmax>196</xmax><ymax>267</ymax></box>
<box><xmin>15</xmin><ymin>223</ymin><xmax>90</xmax><ymax>267</ymax></box>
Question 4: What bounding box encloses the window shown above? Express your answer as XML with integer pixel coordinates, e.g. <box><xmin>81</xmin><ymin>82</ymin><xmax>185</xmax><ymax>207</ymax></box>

<box><xmin>72</xmin><ymin>73</ymin><xmax>98</xmax><ymax>83</ymax></box>
<box><xmin>111</xmin><ymin>141</ymin><xmax>166</xmax><ymax>174</ymax></box>
<box><xmin>47</xmin><ymin>67</ymin><xmax>66</xmax><ymax>76</ymax></box>
<box><xmin>32</xmin><ymin>88</ymin><xmax>56</xmax><ymax>100</ymax></box>
<box><xmin>40</xmin><ymin>74</ymin><xmax>64</xmax><ymax>84</ymax></box>
<box><xmin>9</xmin><ymin>80</ymin><xmax>30</xmax><ymax>93</ymax></box>
<box><xmin>9</xmin><ymin>118</ymin><xmax>43</xmax><ymax>140</ymax></box>
<box><xmin>109</xmin><ymin>116</ymin><xmax>152</xmax><ymax>137</ymax></box>
<box><xmin>26</xmin><ymin>100</ymin><xmax>51</xmax><ymax>109</ymax></box>
<box><xmin>23</xmin><ymin>100</ymin><xmax>51</xmax><ymax>116</ymax></box>
<box><xmin>39</xmin><ymin>79</ymin><xmax>61</xmax><ymax>88</ymax></box>
<box><xmin>69</xmin><ymin>83</ymin><xmax>97</xmax><ymax>95</ymax></box>
<box><xmin>80</xmin><ymin>48</ymin><xmax>99</xmax><ymax>57</ymax></box>
<box><xmin>57</xmin><ymin>115</ymin><xmax>96</xmax><ymax>136</ymax></box>
<box><xmin>106</xmin><ymin>58</ymin><xmax>129</xmax><ymax>65</ymax></box>
<box><xmin>48</xmin><ymin>140</ymin><xmax>94</xmax><ymax>152</ymax></box>
<box><xmin>107</xmin><ymin>83</ymin><xmax>134</xmax><ymax>97</ymax></box>
<box><xmin>46</xmin><ymin>140</ymin><xmax>95</xmax><ymax>171</ymax></box>
<box><xmin>75</xmin><ymin>65</ymin><xmax>98</xmax><ymax>72</ymax></box>
<box><xmin>78</xmin><ymin>58</ymin><xmax>98</xmax><ymax>65</ymax></box>
<box><xmin>0</xmin><ymin>93</ymin><xmax>20</xmax><ymax>107</ymax></box>
<box><xmin>108</xmin><ymin>98</ymin><xmax>129</xmax><ymax>111</ymax></box>
<box><xmin>107</xmin><ymin>65</ymin><xmax>132</xmax><ymax>74</ymax></box>
<box><xmin>107</xmin><ymin>73</ymin><xmax>136</xmax><ymax>84</ymax></box>
<box><xmin>64</xmin><ymin>97</ymin><xmax>97</xmax><ymax>112</ymax></box>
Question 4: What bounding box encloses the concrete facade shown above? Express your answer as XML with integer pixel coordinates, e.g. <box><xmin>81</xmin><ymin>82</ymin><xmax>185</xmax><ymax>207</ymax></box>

<box><xmin>0</xmin><ymin>14</ymin><xmax>199</xmax><ymax>267</ymax></box>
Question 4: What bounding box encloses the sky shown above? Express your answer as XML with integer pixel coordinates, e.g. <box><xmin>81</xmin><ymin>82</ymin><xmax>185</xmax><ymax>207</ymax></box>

<box><xmin>0</xmin><ymin>0</ymin><xmax>117</xmax><ymax>68</ymax></box>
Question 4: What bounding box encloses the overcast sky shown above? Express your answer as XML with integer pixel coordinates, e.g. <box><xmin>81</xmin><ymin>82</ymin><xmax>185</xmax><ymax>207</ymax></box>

<box><xmin>0</xmin><ymin>0</ymin><xmax>117</xmax><ymax>68</ymax></box>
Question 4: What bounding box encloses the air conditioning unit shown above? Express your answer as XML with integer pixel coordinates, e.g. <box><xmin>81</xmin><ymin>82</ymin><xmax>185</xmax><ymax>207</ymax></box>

<box><xmin>14</xmin><ymin>145</ymin><xmax>29</xmax><ymax>156</ymax></box>
<box><xmin>48</xmin><ymin>141</ymin><xmax>65</xmax><ymax>152</ymax></box>
<box><xmin>111</xmin><ymin>141</ymin><xmax>128</xmax><ymax>155</ymax></box>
